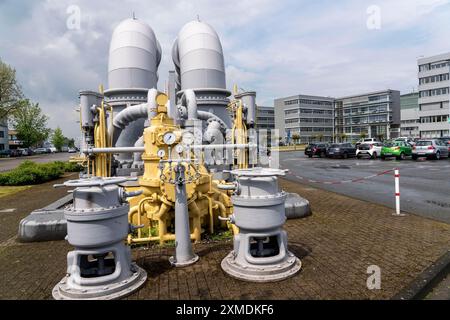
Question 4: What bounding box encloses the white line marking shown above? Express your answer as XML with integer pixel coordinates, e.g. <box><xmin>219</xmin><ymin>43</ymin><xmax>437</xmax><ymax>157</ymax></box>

<box><xmin>0</xmin><ymin>208</ymin><xmax>16</xmax><ymax>213</ymax></box>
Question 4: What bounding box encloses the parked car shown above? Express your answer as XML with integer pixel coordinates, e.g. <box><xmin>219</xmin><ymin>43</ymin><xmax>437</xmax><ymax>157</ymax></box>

<box><xmin>412</xmin><ymin>139</ymin><xmax>449</xmax><ymax>160</ymax></box>
<box><xmin>18</xmin><ymin>148</ymin><xmax>33</xmax><ymax>156</ymax></box>
<box><xmin>9</xmin><ymin>149</ymin><xmax>22</xmax><ymax>157</ymax></box>
<box><xmin>304</xmin><ymin>143</ymin><xmax>328</xmax><ymax>158</ymax></box>
<box><xmin>395</xmin><ymin>137</ymin><xmax>415</xmax><ymax>146</ymax></box>
<box><xmin>437</xmin><ymin>137</ymin><xmax>450</xmax><ymax>146</ymax></box>
<box><xmin>326</xmin><ymin>143</ymin><xmax>357</xmax><ymax>159</ymax></box>
<box><xmin>381</xmin><ymin>141</ymin><xmax>412</xmax><ymax>160</ymax></box>
<box><xmin>356</xmin><ymin>142</ymin><xmax>383</xmax><ymax>159</ymax></box>
<box><xmin>0</xmin><ymin>149</ymin><xmax>11</xmax><ymax>157</ymax></box>
<box><xmin>355</xmin><ymin>138</ymin><xmax>380</xmax><ymax>148</ymax></box>
<box><xmin>437</xmin><ymin>137</ymin><xmax>450</xmax><ymax>155</ymax></box>
<box><xmin>33</xmin><ymin>147</ymin><xmax>49</xmax><ymax>154</ymax></box>
<box><xmin>68</xmin><ymin>147</ymin><xmax>77</xmax><ymax>153</ymax></box>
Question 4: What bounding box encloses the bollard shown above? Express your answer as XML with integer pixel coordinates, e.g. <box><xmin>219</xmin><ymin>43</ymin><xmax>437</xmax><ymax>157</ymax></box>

<box><xmin>393</xmin><ymin>169</ymin><xmax>406</xmax><ymax>217</ymax></box>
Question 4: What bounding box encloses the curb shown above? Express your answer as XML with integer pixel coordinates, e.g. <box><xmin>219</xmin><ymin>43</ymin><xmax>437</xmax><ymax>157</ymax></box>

<box><xmin>391</xmin><ymin>250</ymin><xmax>450</xmax><ymax>300</ymax></box>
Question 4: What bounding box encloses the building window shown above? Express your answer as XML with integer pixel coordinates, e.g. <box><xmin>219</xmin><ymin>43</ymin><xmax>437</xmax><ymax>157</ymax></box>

<box><xmin>419</xmin><ymin>73</ymin><xmax>449</xmax><ymax>84</ymax></box>
<box><xmin>284</xmin><ymin>99</ymin><xmax>299</xmax><ymax>105</ymax></box>
<box><xmin>0</xmin><ymin>144</ymin><xmax>4</xmax><ymax>150</ymax></box>
<box><xmin>420</xmin><ymin>115</ymin><xmax>448</xmax><ymax>123</ymax></box>
<box><xmin>0</xmin><ymin>131</ymin><xmax>4</xmax><ymax>138</ymax></box>
<box><xmin>284</xmin><ymin>109</ymin><xmax>298</xmax><ymax>116</ymax></box>
<box><xmin>368</xmin><ymin>95</ymin><xmax>388</xmax><ymax>102</ymax></box>
<box><xmin>419</xmin><ymin>87</ymin><xmax>449</xmax><ymax>97</ymax></box>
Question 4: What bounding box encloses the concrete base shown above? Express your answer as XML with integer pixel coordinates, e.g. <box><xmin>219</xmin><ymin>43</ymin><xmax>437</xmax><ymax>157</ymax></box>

<box><xmin>52</xmin><ymin>263</ymin><xmax>147</xmax><ymax>300</ymax></box>
<box><xmin>285</xmin><ymin>193</ymin><xmax>311</xmax><ymax>219</ymax></box>
<box><xmin>169</xmin><ymin>254</ymin><xmax>199</xmax><ymax>267</ymax></box>
<box><xmin>392</xmin><ymin>213</ymin><xmax>407</xmax><ymax>217</ymax></box>
<box><xmin>221</xmin><ymin>251</ymin><xmax>301</xmax><ymax>282</ymax></box>
<box><xmin>18</xmin><ymin>194</ymin><xmax>72</xmax><ymax>242</ymax></box>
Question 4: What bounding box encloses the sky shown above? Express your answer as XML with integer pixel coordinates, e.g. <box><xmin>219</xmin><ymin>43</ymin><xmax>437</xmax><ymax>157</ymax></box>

<box><xmin>0</xmin><ymin>0</ymin><xmax>449</xmax><ymax>139</ymax></box>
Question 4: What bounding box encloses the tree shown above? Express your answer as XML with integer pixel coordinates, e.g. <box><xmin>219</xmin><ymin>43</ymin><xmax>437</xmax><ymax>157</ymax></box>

<box><xmin>52</xmin><ymin>127</ymin><xmax>65</xmax><ymax>151</ymax></box>
<box><xmin>292</xmin><ymin>133</ymin><xmax>300</xmax><ymax>145</ymax></box>
<box><xmin>377</xmin><ymin>133</ymin><xmax>385</xmax><ymax>142</ymax></box>
<box><xmin>65</xmin><ymin>138</ymin><xmax>75</xmax><ymax>148</ymax></box>
<box><xmin>13</xmin><ymin>100</ymin><xmax>50</xmax><ymax>148</ymax></box>
<box><xmin>317</xmin><ymin>133</ymin><xmax>324</xmax><ymax>142</ymax></box>
<box><xmin>0</xmin><ymin>59</ymin><xmax>24</xmax><ymax>119</ymax></box>
<box><xmin>360</xmin><ymin>132</ymin><xmax>367</xmax><ymax>140</ymax></box>
<box><xmin>340</xmin><ymin>133</ymin><xmax>347</xmax><ymax>142</ymax></box>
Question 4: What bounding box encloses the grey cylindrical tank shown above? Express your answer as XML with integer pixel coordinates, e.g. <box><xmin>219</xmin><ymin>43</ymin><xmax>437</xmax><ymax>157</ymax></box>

<box><xmin>104</xmin><ymin>18</ymin><xmax>161</xmax><ymax>167</ymax></box>
<box><xmin>108</xmin><ymin>18</ymin><xmax>161</xmax><ymax>89</ymax></box>
<box><xmin>172</xmin><ymin>20</ymin><xmax>231</xmax><ymax>128</ymax></box>
<box><xmin>235</xmin><ymin>91</ymin><xmax>256</xmax><ymax>128</ymax></box>
<box><xmin>79</xmin><ymin>91</ymin><xmax>103</xmax><ymax>129</ymax></box>
<box><xmin>174</xmin><ymin>21</ymin><xmax>225</xmax><ymax>90</ymax></box>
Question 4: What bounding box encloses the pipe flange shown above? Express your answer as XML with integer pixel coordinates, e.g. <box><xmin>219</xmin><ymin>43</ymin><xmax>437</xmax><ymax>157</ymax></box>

<box><xmin>52</xmin><ymin>263</ymin><xmax>147</xmax><ymax>300</ymax></box>
<box><xmin>221</xmin><ymin>251</ymin><xmax>301</xmax><ymax>283</ymax></box>
<box><xmin>54</xmin><ymin>176</ymin><xmax>137</xmax><ymax>188</ymax></box>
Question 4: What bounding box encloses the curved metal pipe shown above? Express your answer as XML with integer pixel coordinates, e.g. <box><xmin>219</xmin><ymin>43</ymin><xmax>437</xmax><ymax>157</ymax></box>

<box><xmin>133</xmin><ymin>135</ymin><xmax>144</xmax><ymax>163</ymax></box>
<box><xmin>197</xmin><ymin>110</ymin><xmax>228</xmax><ymax>131</ymax></box>
<box><xmin>180</xmin><ymin>89</ymin><xmax>197</xmax><ymax>120</ymax></box>
<box><xmin>108</xmin><ymin>88</ymin><xmax>158</xmax><ymax>146</ymax></box>
<box><xmin>204</xmin><ymin>120</ymin><xmax>223</xmax><ymax>143</ymax></box>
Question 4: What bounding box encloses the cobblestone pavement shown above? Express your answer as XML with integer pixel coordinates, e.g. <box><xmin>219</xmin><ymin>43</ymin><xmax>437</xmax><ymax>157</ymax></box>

<box><xmin>1</xmin><ymin>177</ymin><xmax>450</xmax><ymax>299</ymax></box>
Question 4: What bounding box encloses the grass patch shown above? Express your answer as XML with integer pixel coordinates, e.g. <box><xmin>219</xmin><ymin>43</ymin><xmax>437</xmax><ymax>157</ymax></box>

<box><xmin>0</xmin><ymin>160</ymin><xmax>82</xmax><ymax>186</ymax></box>
<box><xmin>0</xmin><ymin>185</ymin><xmax>31</xmax><ymax>198</ymax></box>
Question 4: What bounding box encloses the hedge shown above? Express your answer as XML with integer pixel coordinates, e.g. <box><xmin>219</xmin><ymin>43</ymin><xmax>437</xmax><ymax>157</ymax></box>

<box><xmin>0</xmin><ymin>161</ymin><xmax>82</xmax><ymax>186</ymax></box>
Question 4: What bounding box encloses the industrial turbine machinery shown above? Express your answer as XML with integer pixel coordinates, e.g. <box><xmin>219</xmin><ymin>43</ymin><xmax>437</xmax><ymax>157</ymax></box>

<box><xmin>47</xmin><ymin>17</ymin><xmax>311</xmax><ymax>299</ymax></box>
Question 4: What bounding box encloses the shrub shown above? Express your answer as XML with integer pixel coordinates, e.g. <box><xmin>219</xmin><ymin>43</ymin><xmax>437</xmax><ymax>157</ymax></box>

<box><xmin>0</xmin><ymin>161</ymin><xmax>82</xmax><ymax>186</ymax></box>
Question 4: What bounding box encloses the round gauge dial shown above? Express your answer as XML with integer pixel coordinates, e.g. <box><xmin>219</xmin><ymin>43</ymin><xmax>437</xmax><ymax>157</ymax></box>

<box><xmin>157</xmin><ymin>149</ymin><xmax>166</xmax><ymax>158</ymax></box>
<box><xmin>175</xmin><ymin>144</ymin><xmax>184</xmax><ymax>154</ymax></box>
<box><xmin>182</xmin><ymin>132</ymin><xmax>195</xmax><ymax>146</ymax></box>
<box><xmin>163</xmin><ymin>132</ymin><xmax>176</xmax><ymax>145</ymax></box>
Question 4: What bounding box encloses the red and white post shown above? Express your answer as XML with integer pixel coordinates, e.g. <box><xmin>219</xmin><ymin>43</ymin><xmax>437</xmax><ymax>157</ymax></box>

<box><xmin>393</xmin><ymin>169</ymin><xmax>405</xmax><ymax>216</ymax></box>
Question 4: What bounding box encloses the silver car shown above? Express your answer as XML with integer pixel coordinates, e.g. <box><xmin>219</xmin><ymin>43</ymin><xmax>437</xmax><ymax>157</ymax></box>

<box><xmin>412</xmin><ymin>139</ymin><xmax>449</xmax><ymax>160</ymax></box>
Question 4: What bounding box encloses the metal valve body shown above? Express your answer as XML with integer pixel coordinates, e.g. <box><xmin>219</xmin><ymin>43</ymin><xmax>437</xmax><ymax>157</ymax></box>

<box><xmin>52</xmin><ymin>177</ymin><xmax>147</xmax><ymax>300</ymax></box>
<box><xmin>221</xmin><ymin>168</ymin><xmax>301</xmax><ymax>282</ymax></box>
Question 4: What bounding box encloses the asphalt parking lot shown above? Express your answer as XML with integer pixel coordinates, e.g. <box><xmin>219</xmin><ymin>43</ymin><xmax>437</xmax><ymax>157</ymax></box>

<box><xmin>279</xmin><ymin>151</ymin><xmax>450</xmax><ymax>224</ymax></box>
<box><xmin>0</xmin><ymin>153</ymin><xmax>72</xmax><ymax>172</ymax></box>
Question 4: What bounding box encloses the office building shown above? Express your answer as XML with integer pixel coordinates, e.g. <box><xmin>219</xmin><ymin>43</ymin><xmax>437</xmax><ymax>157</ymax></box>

<box><xmin>8</xmin><ymin>129</ymin><xmax>23</xmax><ymax>150</ymax></box>
<box><xmin>274</xmin><ymin>94</ymin><xmax>334</xmax><ymax>143</ymax></box>
<box><xmin>400</xmin><ymin>92</ymin><xmax>420</xmax><ymax>138</ymax></box>
<box><xmin>0</xmin><ymin>118</ymin><xmax>8</xmax><ymax>152</ymax></box>
<box><xmin>417</xmin><ymin>52</ymin><xmax>450</xmax><ymax>138</ymax></box>
<box><xmin>255</xmin><ymin>105</ymin><xmax>275</xmax><ymax>130</ymax></box>
<box><xmin>334</xmin><ymin>90</ymin><xmax>401</xmax><ymax>142</ymax></box>
<box><xmin>274</xmin><ymin>90</ymin><xmax>400</xmax><ymax>143</ymax></box>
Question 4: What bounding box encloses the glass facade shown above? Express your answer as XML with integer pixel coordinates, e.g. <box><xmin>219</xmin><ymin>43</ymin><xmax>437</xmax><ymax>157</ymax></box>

<box><xmin>334</xmin><ymin>90</ymin><xmax>400</xmax><ymax>142</ymax></box>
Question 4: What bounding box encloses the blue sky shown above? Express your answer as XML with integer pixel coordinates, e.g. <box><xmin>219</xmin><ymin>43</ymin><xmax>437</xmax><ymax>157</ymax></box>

<box><xmin>0</xmin><ymin>0</ymin><xmax>449</xmax><ymax>138</ymax></box>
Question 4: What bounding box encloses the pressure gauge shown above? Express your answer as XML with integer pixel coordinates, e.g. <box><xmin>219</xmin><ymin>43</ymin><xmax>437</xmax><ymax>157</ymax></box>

<box><xmin>175</xmin><ymin>144</ymin><xmax>184</xmax><ymax>154</ymax></box>
<box><xmin>163</xmin><ymin>132</ymin><xmax>176</xmax><ymax>145</ymax></box>
<box><xmin>157</xmin><ymin>149</ymin><xmax>165</xmax><ymax>158</ymax></box>
<box><xmin>182</xmin><ymin>132</ymin><xmax>195</xmax><ymax>146</ymax></box>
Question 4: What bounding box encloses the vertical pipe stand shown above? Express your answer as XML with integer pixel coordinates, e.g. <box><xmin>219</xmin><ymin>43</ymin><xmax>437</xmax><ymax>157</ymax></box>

<box><xmin>169</xmin><ymin>163</ymin><xmax>199</xmax><ymax>267</ymax></box>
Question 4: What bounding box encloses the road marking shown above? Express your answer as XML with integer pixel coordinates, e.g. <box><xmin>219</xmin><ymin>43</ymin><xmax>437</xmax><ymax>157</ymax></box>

<box><xmin>0</xmin><ymin>208</ymin><xmax>16</xmax><ymax>213</ymax></box>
